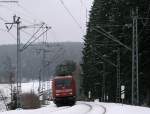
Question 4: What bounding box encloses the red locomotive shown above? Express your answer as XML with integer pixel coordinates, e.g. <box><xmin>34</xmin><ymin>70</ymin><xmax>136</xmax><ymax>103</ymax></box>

<box><xmin>52</xmin><ymin>76</ymin><xmax>76</xmax><ymax>106</ymax></box>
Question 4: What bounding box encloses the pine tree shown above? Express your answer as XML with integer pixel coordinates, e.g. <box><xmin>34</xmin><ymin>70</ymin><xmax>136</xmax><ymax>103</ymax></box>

<box><xmin>82</xmin><ymin>0</ymin><xmax>150</xmax><ymax>105</ymax></box>
<box><xmin>55</xmin><ymin>60</ymin><xmax>76</xmax><ymax>76</ymax></box>
<box><xmin>82</xmin><ymin>0</ymin><xmax>118</xmax><ymax>100</ymax></box>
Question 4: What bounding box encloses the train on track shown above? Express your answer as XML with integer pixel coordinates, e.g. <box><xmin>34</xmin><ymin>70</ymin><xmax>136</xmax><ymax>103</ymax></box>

<box><xmin>52</xmin><ymin>75</ymin><xmax>76</xmax><ymax>106</ymax></box>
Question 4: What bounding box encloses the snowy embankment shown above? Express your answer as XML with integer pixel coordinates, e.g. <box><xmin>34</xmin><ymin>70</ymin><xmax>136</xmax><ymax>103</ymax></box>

<box><xmin>0</xmin><ymin>101</ymin><xmax>150</xmax><ymax>114</ymax></box>
<box><xmin>95</xmin><ymin>101</ymin><xmax>150</xmax><ymax>114</ymax></box>
<box><xmin>0</xmin><ymin>81</ymin><xmax>52</xmax><ymax>96</ymax></box>
<box><xmin>0</xmin><ymin>81</ymin><xmax>51</xmax><ymax>111</ymax></box>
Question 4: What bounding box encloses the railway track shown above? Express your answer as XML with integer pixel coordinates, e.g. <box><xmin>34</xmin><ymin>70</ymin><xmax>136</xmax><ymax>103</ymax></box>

<box><xmin>79</xmin><ymin>103</ymin><xmax>93</xmax><ymax>114</ymax></box>
<box><xmin>49</xmin><ymin>106</ymin><xmax>71</xmax><ymax>113</ymax></box>
<box><xmin>42</xmin><ymin>102</ymin><xmax>107</xmax><ymax>114</ymax></box>
<box><xmin>95</xmin><ymin>104</ymin><xmax>106</xmax><ymax>114</ymax></box>
<box><xmin>48</xmin><ymin>103</ymin><xmax>93</xmax><ymax>114</ymax></box>
<box><xmin>94</xmin><ymin>102</ymin><xmax>107</xmax><ymax>114</ymax></box>
<box><xmin>78</xmin><ymin>102</ymin><xmax>106</xmax><ymax>114</ymax></box>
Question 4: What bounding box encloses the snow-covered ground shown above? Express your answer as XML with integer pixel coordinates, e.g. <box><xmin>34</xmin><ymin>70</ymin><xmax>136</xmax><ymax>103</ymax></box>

<box><xmin>0</xmin><ymin>101</ymin><xmax>150</xmax><ymax>114</ymax></box>
<box><xmin>0</xmin><ymin>82</ymin><xmax>150</xmax><ymax>114</ymax></box>
<box><xmin>94</xmin><ymin>101</ymin><xmax>150</xmax><ymax>114</ymax></box>
<box><xmin>0</xmin><ymin>81</ymin><xmax>52</xmax><ymax>111</ymax></box>
<box><xmin>0</xmin><ymin>81</ymin><xmax>52</xmax><ymax>97</ymax></box>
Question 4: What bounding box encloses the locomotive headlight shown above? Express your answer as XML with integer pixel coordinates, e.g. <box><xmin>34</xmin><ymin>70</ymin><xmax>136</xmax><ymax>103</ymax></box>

<box><xmin>69</xmin><ymin>92</ymin><xmax>73</xmax><ymax>95</ymax></box>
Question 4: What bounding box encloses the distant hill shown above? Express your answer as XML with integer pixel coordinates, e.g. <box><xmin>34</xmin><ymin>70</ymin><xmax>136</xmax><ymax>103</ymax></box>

<box><xmin>0</xmin><ymin>42</ymin><xmax>83</xmax><ymax>82</ymax></box>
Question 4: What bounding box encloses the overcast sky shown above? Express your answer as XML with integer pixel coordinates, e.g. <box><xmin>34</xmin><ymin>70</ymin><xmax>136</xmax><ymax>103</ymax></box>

<box><xmin>0</xmin><ymin>0</ymin><xmax>93</xmax><ymax>45</ymax></box>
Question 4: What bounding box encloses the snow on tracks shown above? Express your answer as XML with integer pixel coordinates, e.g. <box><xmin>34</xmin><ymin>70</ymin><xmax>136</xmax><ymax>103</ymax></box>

<box><xmin>47</xmin><ymin>102</ymin><xmax>102</xmax><ymax>114</ymax></box>
<box><xmin>49</xmin><ymin>103</ymin><xmax>92</xmax><ymax>114</ymax></box>
<box><xmin>0</xmin><ymin>102</ymin><xmax>106</xmax><ymax>114</ymax></box>
<box><xmin>78</xmin><ymin>102</ymin><xmax>106</xmax><ymax>114</ymax></box>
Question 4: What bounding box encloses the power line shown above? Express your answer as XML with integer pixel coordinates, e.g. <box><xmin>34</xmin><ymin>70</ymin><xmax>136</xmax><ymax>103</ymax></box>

<box><xmin>79</xmin><ymin>0</ymin><xmax>88</xmax><ymax>25</ymax></box>
<box><xmin>93</xmin><ymin>27</ymin><xmax>132</xmax><ymax>51</ymax></box>
<box><xmin>59</xmin><ymin>0</ymin><xmax>84</xmax><ymax>33</ymax></box>
<box><xmin>1</xmin><ymin>4</ymin><xmax>36</xmax><ymax>25</ymax></box>
<box><xmin>0</xmin><ymin>3</ymin><xmax>44</xmax><ymax>25</ymax></box>
<box><xmin>7</xmin><ymin>31</ymin><xmax>17</xmax><ymax>41</ymax></box>
<box><xmin>5</xmin><ymin>15</ymin><xmax>50</xmax><ymax>108</ymax></box>
<box><xmin>21</xmin><ymin>18</ymin><xmax>35</xmax><ymax>25</ymax></box>
<box><xmin>0</xmin><ymin>26</ymin><xmax>17</xmax><ymax>41</ymax></box>
<box><xmin>21</xmin><ymin>26</ymin><xmax>51</xmax><ymax>51</ymax></box>
<box><xmin>17</xmin><ymin>3</ymin><xmax>43</xmax><ymax>24</ymax></box>
<box><xmin>0</xmin><ymin>1</ymin><xmax>18</xmax><ymax>3</ymax></box>
<box><xmin>0</xmin><ymin>15</ymin><xmax>18</xmax><ymax>42</ymax></box>
<box><xmin>21</xmin><ymin>28</ymin><xmax>47</xmax><ymax>43</ymax></box>
<box><xmin>0</xmin><ymin>16</ymin><xmax>8</xmax><ymax>23</ymax></box>
<box><xmin>0</xmin><ymin>13</ymin><xmax>49</xmax><ymax>45</ymax></box>
<box><xmin>0</xmin><ymin>15</ymin><xmax>33</xmax><ymax>42</ymax></box>
<box><xmin>0</xmin><ymin>16</ymin><xmax>18</xmax><ymax>41</ymax></box>
<box><xmin>0</xmin><ymin>14</ymin><xmax>47</xmax><ymax>43</ymax></box>
<box><xmin>0</xmin><ymin>5</ymin><xmax>36</xmax><ymax>25</ymax></box>
<box><xmin>21</xmin><ymin>23</ymin><xmax>45</xmax><ymax>50</ymax></box>
<box><xmin>21</xmin><ymin>29</ymin><xmax>37</xmax><ymax>40</ymax></box>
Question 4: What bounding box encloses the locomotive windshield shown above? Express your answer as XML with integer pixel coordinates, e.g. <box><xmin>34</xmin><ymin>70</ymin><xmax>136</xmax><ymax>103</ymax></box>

<box><xmin>55</xmin><ymin>79</ymin><xmax>72</xmax><ymax>89</ymax></box>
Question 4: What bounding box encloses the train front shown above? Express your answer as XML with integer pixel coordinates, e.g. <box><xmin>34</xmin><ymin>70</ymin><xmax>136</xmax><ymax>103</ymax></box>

<box><xmin>52</xmin><ymin>76</ymin><xmax>76</xmax><ymax>106</ymax></box>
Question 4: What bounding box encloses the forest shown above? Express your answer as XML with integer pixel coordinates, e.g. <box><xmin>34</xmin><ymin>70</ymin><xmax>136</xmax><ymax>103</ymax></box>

<box><xmin>82</xmin><ymin>0</ymin><xmax>150</xmax><ymax>106</ymax></box>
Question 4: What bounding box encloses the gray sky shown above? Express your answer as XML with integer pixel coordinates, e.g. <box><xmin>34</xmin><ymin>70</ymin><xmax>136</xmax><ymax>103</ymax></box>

<box><xmin>0</xmin><ymin>0</ymin><xmax>93</xmax><ymax>45</ymax></box>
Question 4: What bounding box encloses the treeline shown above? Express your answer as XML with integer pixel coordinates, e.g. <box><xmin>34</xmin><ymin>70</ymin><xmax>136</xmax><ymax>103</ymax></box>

<box><xmin>82</xmin><ymin>0</ymin><xmax>150</xmax><ymax>106</ymax></box>
<box><xmin>0</xmin><ymin>42</ymin><xmax>82</xmax><ymax>83</ymax></box>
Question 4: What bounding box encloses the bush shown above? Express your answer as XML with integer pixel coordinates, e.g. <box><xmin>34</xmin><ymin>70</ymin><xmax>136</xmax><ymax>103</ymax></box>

<box><xmin>21</xmin><ymin>92</ymin><xmax>40</xmax><ymax>109</ymax></box>
<box><xmin>7</xmin><ymin>89</ymin><xmax>17</xmax><ymax>110</ymax></box>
